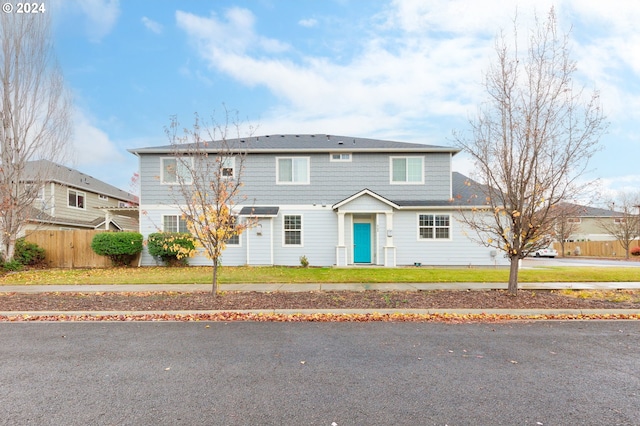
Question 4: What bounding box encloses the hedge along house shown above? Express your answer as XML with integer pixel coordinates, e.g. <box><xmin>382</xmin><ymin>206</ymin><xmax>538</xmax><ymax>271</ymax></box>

<box><xmin>129</xmin><ymin>134</ymin><xmax>507</xmax><ymax>267</ymax></box>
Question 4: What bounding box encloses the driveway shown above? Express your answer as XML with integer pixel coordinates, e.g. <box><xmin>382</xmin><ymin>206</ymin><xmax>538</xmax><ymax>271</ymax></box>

<box><xmin>1</xmin><ymin>322</ymin><xmax>638</xmax><ymax>425</ymax></box>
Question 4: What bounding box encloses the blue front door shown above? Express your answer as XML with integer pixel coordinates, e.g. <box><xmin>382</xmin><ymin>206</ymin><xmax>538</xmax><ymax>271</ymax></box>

<box><xmin>353</xmin><ymin>223</ymin><xmax>371</xmax><ymax>263</ymax></box>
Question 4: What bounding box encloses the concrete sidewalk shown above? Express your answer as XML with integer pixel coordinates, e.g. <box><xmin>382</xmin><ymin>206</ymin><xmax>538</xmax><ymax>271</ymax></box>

<box><xmin>1</xmin><ymin>281</ymin><xmax>640</xmax><ymax>293</ymax></box>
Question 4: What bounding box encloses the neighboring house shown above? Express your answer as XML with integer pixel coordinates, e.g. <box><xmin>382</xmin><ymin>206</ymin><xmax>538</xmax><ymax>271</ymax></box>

<box><xmin>130</xmin><ymin>134</ymin><xmax>507</xmax><ymax>267</ymax></box>
<box><xmin>555</xmin><ymin>202</ymin><xmax>624</xmax><ymax>241</ymax></box>
<box><xmin>22</xmin><ymin>160</ymin><xmax>139</xmax><ymax>233</ymax></box>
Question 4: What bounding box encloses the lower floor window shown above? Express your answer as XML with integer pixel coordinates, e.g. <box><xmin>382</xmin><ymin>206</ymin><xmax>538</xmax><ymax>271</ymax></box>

<box><xmin>163</xmin><ymin>215</ymin><xmax>188</xmax><ymax>233</ymax></box>
<box><xmin>284</xmin><ymin>215</ymin><xmax>302</xmax><ymax>245</ymax></box>
<box><xmin>419</xmin><ymin>214</ymin><xmax>450</xmax><ymax>239</ymax></box>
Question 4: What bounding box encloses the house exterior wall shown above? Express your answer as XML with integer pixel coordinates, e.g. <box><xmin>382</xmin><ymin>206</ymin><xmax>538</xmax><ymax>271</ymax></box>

<box><xmin>139</xmin><ymin>151</ymin><xmax>452</xmax><ymax>206</ymax></box>
<box><xmin>391</xmin><ymin>211</ymin><xmax>500</xmax><ymax>266</ymax></box>
<box><xmin>31</xmin><ymin>182</ymin><xmax>131</xmax><ymax>228</ymax></box>
<box><xmin>569</xmin><ymin>217</ymin><xmax>625</xmax><ymax>241</ymax></box>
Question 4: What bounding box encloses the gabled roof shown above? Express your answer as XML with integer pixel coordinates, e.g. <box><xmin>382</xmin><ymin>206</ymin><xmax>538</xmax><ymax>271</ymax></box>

<box><xmin>129</xmin><ymin>134</ymin><xmax>459</xmax><ymax>155</ymax></box>
<box><xmin>332</xmin><ymin>189</ymin><xmax>401</xmax><ymax>210</ymax></box>
<box><xmin>24</xmin><ymin>160</ymin><xmax>138</xmax><ymax>204</ymax></box>
<box><xmin>556</xmin><ymin>202</ymin><xmax>623</xmax><ymax>218</ymax></box>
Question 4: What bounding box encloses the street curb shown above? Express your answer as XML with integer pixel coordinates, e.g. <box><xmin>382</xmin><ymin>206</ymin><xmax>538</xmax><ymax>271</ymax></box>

<box><xmin>2</xmin><ymin>308</ymin><xmax>640</xmax><ymax>318</ymax></box>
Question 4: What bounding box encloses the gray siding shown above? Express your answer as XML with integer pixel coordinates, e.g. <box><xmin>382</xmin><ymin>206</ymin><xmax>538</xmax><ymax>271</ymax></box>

<box><xmin>139</xmin><ymin>151</ymin><xmax>452</xmax><ymax>206</ymax></box>
<box><xmin>392</xmin><ymin>211</ymin><xmax>506</xmax><ymax>266</ymax></box>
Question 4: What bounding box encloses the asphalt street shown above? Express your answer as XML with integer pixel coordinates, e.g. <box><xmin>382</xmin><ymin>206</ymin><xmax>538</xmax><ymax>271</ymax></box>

<box><xmin>1</xmin><ymin>321</ymin><xmax>639</xmax><ymax>425</ymax></box>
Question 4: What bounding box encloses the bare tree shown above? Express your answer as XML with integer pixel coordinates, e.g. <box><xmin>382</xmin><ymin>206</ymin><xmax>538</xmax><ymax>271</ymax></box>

<box><xmin>0</xmin><ymin>12</ymin><xmax>72</xmax><ymax>260</ymax></box>
<box><xmin>454</xmin><ymin>8</ymin><xmax>606</xmax><ymax>294</ymax></box>
<box><xmin>164</xmin><ymin>112</ymin><xmax>255</xmax><ymax>294</ymax></box>
<box><xmin>598</xmin><ymin>193</ymin><xmax>640</xmax><ymax>260</ymax></box>
<box><xmin>553</xmin><ymin>202</ymin><xmax>587</xmax><ymax>257</ymax></box>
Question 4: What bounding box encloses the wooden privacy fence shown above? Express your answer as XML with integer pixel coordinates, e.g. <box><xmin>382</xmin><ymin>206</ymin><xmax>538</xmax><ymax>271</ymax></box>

<box><xmin>25</xmin><ymin>230</ymin><xmax>114</xmax><ymax>268</ymax></box>
<box><xmin>553</xmin><ymin>240</ymin><xmax>640</xmax><ymax>258</ymax></box>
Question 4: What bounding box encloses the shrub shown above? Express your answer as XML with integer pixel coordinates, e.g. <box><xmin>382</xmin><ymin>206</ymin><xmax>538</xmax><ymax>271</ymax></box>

<box><xmin>631</xmin><ymin>246</ymin><xmax>640</xmax><ymax>257</ymax></box>
<box><xmin>3</xmin><ymin>259</ymin><xmax>23</xmax><ymax>272</ymax></box>
<box><xmin>14</xmin><ymin>238</ymin><xmax>46</xmax><ymax>266</ymax></box>
<box><xmin>91</xmin><ymin>232</ymin><xmax>143</xmax><ymax>266</ymax></box>
<box><xmin>147</xmin><ymin>232</ymin><xmax>196</xmax><ymax>266</ymax></box>
<box><xmin>299</xmin><ymin>255</ymin><xmax>309</xmax><ymax>268</ymax></box>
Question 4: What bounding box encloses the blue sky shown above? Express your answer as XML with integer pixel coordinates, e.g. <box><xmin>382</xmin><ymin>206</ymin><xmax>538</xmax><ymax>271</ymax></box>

<box><xmin>50</xmin><ymin>0</ymin><xmax>639</xmax><ymax>200</ymax></box>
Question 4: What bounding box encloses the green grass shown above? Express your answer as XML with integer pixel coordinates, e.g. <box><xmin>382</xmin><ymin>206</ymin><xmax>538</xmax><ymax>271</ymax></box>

<box><xmin>0</xmin><ymin>265</ymin><xmax>638</xmax><ymax>285</ymax></box>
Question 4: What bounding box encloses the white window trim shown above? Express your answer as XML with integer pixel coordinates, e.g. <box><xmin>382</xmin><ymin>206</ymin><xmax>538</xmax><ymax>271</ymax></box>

<box><xmin>282</xmin><ymin>214</ymin><xmax>304</xmax><ymax>247</ymax></box>
<box><xmin>161</xmin><ymin>157</ymin><xmax>194</xmax><ymax>185</ymax></box>
<box><xmin>330</xmin><ymin>153</ymin><xmax>352</xmax><ymax>162</ymax></box>
<box><xmin>225</xmin><ymin>215</ymin><xmax>242</xmax><ymax>246</ymax></box>
<box><xmin>390</xmin><ymin>156</ymin><xmax>424</xmax><ymax>185</ymax></box>
<box><xmin>98</xmin><ymin>194</ymin><xmax>109</xmax><ymax>201</ymax></box>
<box><xmin>161</xmin><ymin>214</ymin><xmax>189</xmax><ymax>233</ymax></box>
<box><xmin>276</xmin><ymin>157</ymin><xmax>310</xmax><ymax>185</ymax></box>
<box><xmin>416</xmin><ymin>213</ymin><xmax>452</xmax><ymax>241</ymax></box>
<box><xmin>220</xmin><ymin>156</ymin><xmax>236</xmax><ymax>179</ymax></box>
<box><xmin>67</xmin><ymin>189</ymin><xmax>86</xmax><ymax>210</ymax></box>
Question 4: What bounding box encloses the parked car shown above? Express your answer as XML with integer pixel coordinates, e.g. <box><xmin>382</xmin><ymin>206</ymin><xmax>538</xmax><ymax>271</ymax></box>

<box><xmin>533</xmin><ymin>248</ymin><xmax>558</xmax><ymax>258</ymax></box>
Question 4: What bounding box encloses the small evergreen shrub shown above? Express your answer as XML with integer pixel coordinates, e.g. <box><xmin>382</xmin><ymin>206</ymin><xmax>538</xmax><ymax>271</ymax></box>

<box><xmin>14</xmin><ymin>238</ymin><xmax>46</xmax><ymax>266</ymax></box>
<box><xmin>3</xmin><ymin>259</ymin><xmax>23</xmax><ymax>272</ymax></box>
<box><xmin>91</xmin><ymin>232</ymin><xmax>143</xmax><ymax>266</ymax></box>
<box><xmin>147</xmin><ymin>232</ymin><xmax>196</xmax><ymax>266</ymax></box>
<box><xmin>299</xmin><ymin>255</ymin><xmax>309</xmax><ymax>268</ymax></box>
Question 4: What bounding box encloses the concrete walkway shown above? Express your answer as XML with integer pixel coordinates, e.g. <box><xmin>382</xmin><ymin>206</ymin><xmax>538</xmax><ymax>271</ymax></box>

<box><xmin>1</xmin><ymin>281</ymin><xmax>640</xmax><ymax>293</ymax></box>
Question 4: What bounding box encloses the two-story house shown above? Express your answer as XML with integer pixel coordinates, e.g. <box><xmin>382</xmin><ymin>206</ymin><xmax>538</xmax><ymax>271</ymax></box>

<box><xmin>130</xmin><ymin>134</ymin><xmax>506</xmax><ymax>267</ymax></box>
<box><xmin>23</xmin><ymin>160</ymin><xmax>139</xmax><ymax>232</ymax></box>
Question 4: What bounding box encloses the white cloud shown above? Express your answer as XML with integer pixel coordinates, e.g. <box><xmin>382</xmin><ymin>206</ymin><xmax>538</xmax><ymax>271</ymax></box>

<box><xmin>141</xmin><ymin>16</ymin><xmax>163</xmax><ymax>34</ymax></box>
<box><xmin>72</xmin><ymin>108</ymin><xmax>124</xmax><ymax>166</ymax></box>
<box><xmin>74</xmin><ymin>0</ymin><xmax>120</xmax><ymax>42</ymax></box>
<box><xmin>298</xmin><ymin>18</ymin><xmax>318</xmax><ymax>28</ymax></box>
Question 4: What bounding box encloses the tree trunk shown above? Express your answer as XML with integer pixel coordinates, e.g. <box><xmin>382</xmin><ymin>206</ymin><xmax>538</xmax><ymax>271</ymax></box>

<box><xmin>211</xmin><ymin>262</ymin><xmax>218</xmax><ymax>296</ymax></box>
<box><xmin>507</xmin><ymin>256</ymin><xmax>520</xmax><ymax>295</ymax></box>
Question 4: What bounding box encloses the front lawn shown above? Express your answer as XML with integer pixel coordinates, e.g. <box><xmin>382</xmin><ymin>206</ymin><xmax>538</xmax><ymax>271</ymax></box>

<box><xmin>0</xmin><ymin>265</ymin><xmax>639</xmax><ymax>285</ymax></box>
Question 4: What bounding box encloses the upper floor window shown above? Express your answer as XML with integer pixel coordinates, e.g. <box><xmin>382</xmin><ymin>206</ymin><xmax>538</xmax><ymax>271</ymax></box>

<box><xmin>98</xmin><ymin>194</ymin><xmax>108</xmax><ymax>201</ymax></box>
<box><xmin>330</xmin><ymin>153</ymin><xmax>352</xmax><ymax>162</ymax></box>
<box><xmin>220</xmin><ymin>156</ymin><xmax>235</xmax><ymax>178</ymax></box>
<box><xmin>418</xmin><ymin>214</ymin><xmax>450</xmax><ymax>240</ymax></box>
<box><xmin>391</xmin><ymin>156</ymin><xmax>424</xmax><ymax>184</ymax></box>
<box><xmin>161</xmin><ymin>157</ymin><xmax>193</xmax><ymax>184</ymax></box>
<box><xmin>277</xmin><ymin>157</ymin><xmax>309</xmax><ymax>184</ymax></box>
<box><xmin>567</xmin><ymin>218</ymin><xmax>581</xmax><ymax>223</ymax></box>
<box><xmin>68</xmin><ymin>189</ymin><xmax>86</xmax><ymax>209</ymax></box>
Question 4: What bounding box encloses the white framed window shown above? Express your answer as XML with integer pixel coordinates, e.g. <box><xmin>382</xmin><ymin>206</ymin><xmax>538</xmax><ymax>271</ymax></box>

<box><xmin>567</xmin><ymin>217</ymin><xmax>581</xmax><ymax>223</ymax></box>
<box><xmin>226</xmin><ymin>216</ymin><xmax>240</xmax><ymax>245</ymax></box>
<box><xmin>161</xmin><ymin>157</ymin><xmax>193</xmax><ymax>184</ymax></box>
<box><xmin>220</xmin><ymin>156</ymin><xmax>235</xmax><ymax>178</ymax></box>
<box><xmin>68</xmin><ymin>189</ymin><xmax>86</xmax><ymax>209</ymax></box>
<box><xmin>418</xmin><ymin>214</ymin><xmax>450</xmax><ymax>240</ymax></box>
<box><xmin>614</xmin><ymin>217</ymin><xmax>626</xmax><ymax>224</ymax></box>
<box><xmin>390</xmin><ymin>156</ymin><xmax>424</xmax><ymax>184</ymax></box>
<box><xmin>98</xmin><ymin>194</ymin><xmax>109</xmax><ymax>201</ymax></box>
<box><xmin>277</xmin><ymin>157</ymin><xmax>309</xmax><ymax>184</ymax></box>
<box><xmin>283</xmin><ymin>215</ymin><xmax>303</xmax><ymax>246</ymax></box>
<box><xmin>330</xmin><ymin>153</ymin><xmax>352</xmax><ymax>162</ymax></box>
<box><xmin>163</xmin><ymin>215</ymin><xmax>189</xmax><ymax>233</ymax></box>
